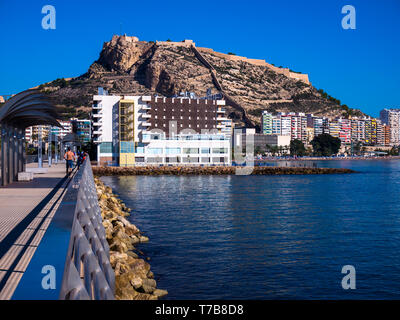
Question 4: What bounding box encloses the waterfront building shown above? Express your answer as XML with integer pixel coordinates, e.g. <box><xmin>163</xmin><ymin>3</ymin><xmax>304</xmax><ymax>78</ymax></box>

<box><xmin>376</xmin><ymin>120</ymin><xmax>384</xmax><ymax>146</ymax></box>
<box><xmin>92</xmin><ymin>94</ymin><xmax>232</xmax><ymax>166</ymax></box>
<box><xmin>328</xmin><ymin>121</ymin><xmax>340</xmax><ymax>139</ymax></box>
<box><xmin>234</xmin><ymin>127</ymin><xmax>290</xmax><ymax>153</ymax></box>
<box><xmin>313</xmin><ymin>117</ymin><xmax>325</xmax><ymax>137</ymax></box>
<box><xmin>71</xmin><ymin>118</ymin><xmax>91</xmax><ymax>144</ymax></box>
<box><xmin>261</xmin><ymin>111</ymin><xmax>273</xmax><ymax>135</ymax></box>
<box><xmin>290</xmin><ymin>113</ymin><xmax>307</xmax><ymax>143</ymax></box>
<box><xmin>380</xmin><ymin>108</ymin><xmax>400</xmax><ymax>145</ymax></box>
<box><xmin>338</xmin><ymin>118</ymin><xmax>351</xmax><ymax>144</ymax></box>
<box><xmin>384</xmin><ymin>124</ymin><xmax>391</xmax><ymax>146</ymax></box>
<box><xmin>50</xmin><ymin>120</ymin><xmax>73</xmax><ymax>140</ymax></box>
<box><xmin>280</xmin><ymin>114</ymin><xmax>292</xmax><ymax>136</ymax></box>
<box><xmin>272</xmin><ymin>117</ymin><xmax>281</xmax><ymax>135</ymax></box>
<box><xmin>364</xmin><ymin>119</ymin><xmax>372</xmax><ymax>145</ymax></box>
<box><xmin>25</xmin><ymin>125</ymin><xmax>49</xmax><ymax>145</ymax></box>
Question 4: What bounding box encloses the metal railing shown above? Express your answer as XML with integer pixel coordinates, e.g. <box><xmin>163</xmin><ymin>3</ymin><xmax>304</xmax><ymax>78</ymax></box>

<box><xmin>59</xmin><ymin>158</ymin><xmax>115</xmax><ymax>299</ymax></box>
<box><xmin>12</xmin><ymin>157</ymin><xmax>115</xmax><ymax>300</ymax></box>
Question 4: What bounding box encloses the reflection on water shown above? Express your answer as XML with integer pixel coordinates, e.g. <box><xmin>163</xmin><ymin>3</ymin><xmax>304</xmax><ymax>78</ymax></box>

<box><xmin>101</xmin><ymin>160</ymin><xmax>400</xmax><ymax>299</ymax></box>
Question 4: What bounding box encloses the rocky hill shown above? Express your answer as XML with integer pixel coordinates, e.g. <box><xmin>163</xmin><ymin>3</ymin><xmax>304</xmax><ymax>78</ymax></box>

<box><xmin>39</xmin><ymin>35</ymin><xmax>364</xmax><ymax>129</ymax></box>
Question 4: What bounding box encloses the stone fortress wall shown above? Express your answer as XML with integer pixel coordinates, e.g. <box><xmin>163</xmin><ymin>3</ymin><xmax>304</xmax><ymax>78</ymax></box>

<box><xmin>196</xmin><ymin>47</ymin><xmax>310</xmax><ymax>84</ymax></box>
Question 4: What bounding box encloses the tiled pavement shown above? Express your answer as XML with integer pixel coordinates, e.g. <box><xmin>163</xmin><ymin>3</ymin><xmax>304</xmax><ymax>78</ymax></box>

<box><xmin>0</xmin><ymin>163</ymin><xmax>70</xmax><ymax>299</ymax></box>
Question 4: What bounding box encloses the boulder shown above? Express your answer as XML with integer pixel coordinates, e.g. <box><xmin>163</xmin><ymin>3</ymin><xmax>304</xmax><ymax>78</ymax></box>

<box><xmin>153</xmin><ymin>289</ymin><xmax>168</xmax><ymax>298</ymax></box>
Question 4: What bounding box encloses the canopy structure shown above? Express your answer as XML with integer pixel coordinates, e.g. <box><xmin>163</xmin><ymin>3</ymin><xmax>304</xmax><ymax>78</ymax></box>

<box><xmin>0</xmin><ymin>89</ymin><xmax>62</xmax><ymax>186</ymax></box>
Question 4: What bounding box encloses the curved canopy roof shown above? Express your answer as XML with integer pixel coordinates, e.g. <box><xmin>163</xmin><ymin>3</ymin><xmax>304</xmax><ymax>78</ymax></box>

<box><xmin>0</xmin><ymin>89</ymin><xmax>62</xmax><ymax>129</ymax></box>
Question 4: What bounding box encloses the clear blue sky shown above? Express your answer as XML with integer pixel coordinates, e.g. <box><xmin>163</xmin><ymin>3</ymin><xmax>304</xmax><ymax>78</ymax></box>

<box><xmin>0</xmin><ymin>0</ymin><xmax>399</xmax><ymax>117</ymax></box>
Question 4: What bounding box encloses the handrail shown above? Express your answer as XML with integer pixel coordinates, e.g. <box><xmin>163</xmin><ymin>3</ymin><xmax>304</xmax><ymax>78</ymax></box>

<box><xmin>59</xmin><ymin>158</ymin><xmax>115</xmax><ymax>299</ymax></box>
<box><xmin>12</xmin><ymin>157</ymin><xmax>115</xmax><ymax>300</ymax></box>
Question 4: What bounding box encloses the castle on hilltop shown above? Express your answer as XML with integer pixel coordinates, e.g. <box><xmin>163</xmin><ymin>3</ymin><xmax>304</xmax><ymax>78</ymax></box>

<box><xmin>112</xmin><ymin>35</ymin><xmax>310</xmax><ymax>84</ymax></box>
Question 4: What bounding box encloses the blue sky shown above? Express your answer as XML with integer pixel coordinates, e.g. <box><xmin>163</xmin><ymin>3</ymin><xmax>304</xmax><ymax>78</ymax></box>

<box><xmin>0</xmin><ymin>0</ymin><xmax>399</xmax><ymax>117</ymax></box>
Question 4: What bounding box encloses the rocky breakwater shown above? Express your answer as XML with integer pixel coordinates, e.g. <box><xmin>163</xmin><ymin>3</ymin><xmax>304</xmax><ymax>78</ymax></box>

<box><xmin>93</xmin><ymin>166</ymin><xmax>355</xmax><ymax>176</ymax></box>
<box><xmin>95</xmin><ymin>177</ymin><xmax>168</xmax><ymax>300</ymax></box>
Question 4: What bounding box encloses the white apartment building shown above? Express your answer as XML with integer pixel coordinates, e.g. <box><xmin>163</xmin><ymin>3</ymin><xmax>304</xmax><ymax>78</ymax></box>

<box><xmin>92</xmin><ymin>94</ymin><xmax>232</xmax><ymax>166</ymax></box>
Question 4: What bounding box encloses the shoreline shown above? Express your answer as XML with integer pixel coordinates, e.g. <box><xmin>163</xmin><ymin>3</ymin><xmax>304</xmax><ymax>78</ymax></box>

<box><xmin>92</xmin><ymin>166</ymin><xmax>355</xmax><ymax>176</ymax></box>
<box><xmin>256</xmin><ymin>156</ymin><xmax>400</xmax><ymax>161</ymax></box>
<box><xmin>94</xmin><ymin>177</ymin><xmax>168</xmax><ymax>300</ymax></box>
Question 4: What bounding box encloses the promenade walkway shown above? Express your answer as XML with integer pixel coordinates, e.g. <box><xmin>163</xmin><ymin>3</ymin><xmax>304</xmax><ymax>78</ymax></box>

<box><xmin>0</xmin><ymin>162</ymin><xmax>71</xmax><ymax>299</ymax></box>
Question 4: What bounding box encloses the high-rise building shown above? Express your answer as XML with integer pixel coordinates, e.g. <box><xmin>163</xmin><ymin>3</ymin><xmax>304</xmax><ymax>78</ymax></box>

<box><xmin>71</xmin><ymin>119</ymin><xmax>91</xmax><ymax>144</ymax></box>
<box><xmin>384</xmin><ymin>124</ymin><xmax>391</xmax><ymax>146</ymax></box>
<box><xmin>272</xmin><ymin>117</ymin><xmax>281</xmax><ymax>135</ymax></box>
<box><xmin>261</xmin><ymin>111</ymin><xmax>273</xmax><ymax>135</ymax></box>
<box><xmin>281</xmin><ymin>114</ymin><xmax>291</xmax><ymax>136</ymax></box>
<box><xmin>328</xmin><ymin>121</ymin><xmax>340</xmax><ymax>139</ymax></box>
<box><xmin>380</xmin><ymin>109</ymin><xmax>400</xmax><ymax>145</ymax></box>
<box><xmin>376</xmin><ymin>120</ymin><xmax>384</xmax><ymax>146</ymax></box>
<box><xmin>338</xmin><ymin>118</ymin><xmax>351</xmax><ymax>144</ymax></box>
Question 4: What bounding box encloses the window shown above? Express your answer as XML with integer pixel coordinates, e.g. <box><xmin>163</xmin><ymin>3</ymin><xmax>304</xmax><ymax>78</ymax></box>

<box><xmin>120</xmin><ymin>141</ymin><xmax>135</xmax><ymax>153</ymax></box>
<box><xmin>100</xmin><ymin>142</ymin><xmax>112</xmax><ymax>153</ymax></box>
<box><xmin>166</xmin><ymin>148</ymin><xmax>181</xmax><ymax>154</ymax></box>
<box><xmin>183</xmin><ymin>148</ymin><xmax>199</xmax><ymax>154</ymax></box>
<box><xmin>147</xmin><ymin>148</ymin><xmax>163</xmax><ymax>155</ymax></box>
<box><xmin>212</xmin><ymin>148</ymin><xmax>228</xmax><ymax>154</ymax></box>
<box><xmin>201</xmin><ymin>148</ymin><xmax>210</xmax><ymax>154</ymax></box>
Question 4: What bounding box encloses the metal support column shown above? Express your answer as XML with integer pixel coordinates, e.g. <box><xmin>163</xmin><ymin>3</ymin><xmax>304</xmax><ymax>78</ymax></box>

<box><xmin>1</xmin><ymin>123</ymin><xmax>8</xmax><ymax>186</ymax></box>
<box><xmin>38</xmin><ymin>126</ymin><xmax>42</xmax><ymax>168</ymax></box>
<box><xmin>8</xmin><ymin>125</ymin><xmax>14</xmax><ymax>185</ymax></box>
<box><xmin>54</xmin><ymin>131</ymin><xmax>58</xmax><ymax>164</ymax></box>
<box><xmin>48</xmin><ymin>126</ymin><xmax>52</xmax><ymax>167</ymax></box>
<box><xmin>13</xmin><ymin>127</ymin><xmax>18</xmax><ymax>181</ymax></box>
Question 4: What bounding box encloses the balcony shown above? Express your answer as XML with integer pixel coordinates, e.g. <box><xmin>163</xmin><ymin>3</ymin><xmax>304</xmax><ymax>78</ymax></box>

<box><xmin>142</xmin><ymin>122</ymin><xmax>151</xmax><ymax>127</ymax></box>
<box><xmin>92</xmin><ymin>113</ymin><xmax>103</xmax><ymax>118</ymax></box>
<box><xmin>93</xmin><ymin>130</ymin><xmax>102</xmax><ymax>135</ymax></box>
<box><xmin>141</xmin><ymin>114</ymin><xmax>151</xmax><ymax>119</ymax></box>
<box><xmin>141</xmin><ymin>105</ymin><xmax>151</xmax><ymax>110</ymax></box>
<box><xmin>217</xmin><ymin>108</ymin><xmax>226</xmax><ymax>113</ymax></box>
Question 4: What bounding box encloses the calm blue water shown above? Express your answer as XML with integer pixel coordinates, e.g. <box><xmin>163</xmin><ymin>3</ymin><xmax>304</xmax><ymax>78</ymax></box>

<box><xmin>101</xmin><ymin>160</ymin><xmax>400</xmax><ymax>299</ymax></box>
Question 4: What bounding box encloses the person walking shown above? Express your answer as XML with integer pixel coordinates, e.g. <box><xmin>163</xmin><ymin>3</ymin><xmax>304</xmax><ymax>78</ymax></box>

<box><xmin>76</xmin><ymin>151</ymin><xmax>84</xmax><ymax>170</ymax></box>
<box><xmin>64</xmin><ymin>147</ymin><xmax>75</xmax><ymax>175</ymax></box>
